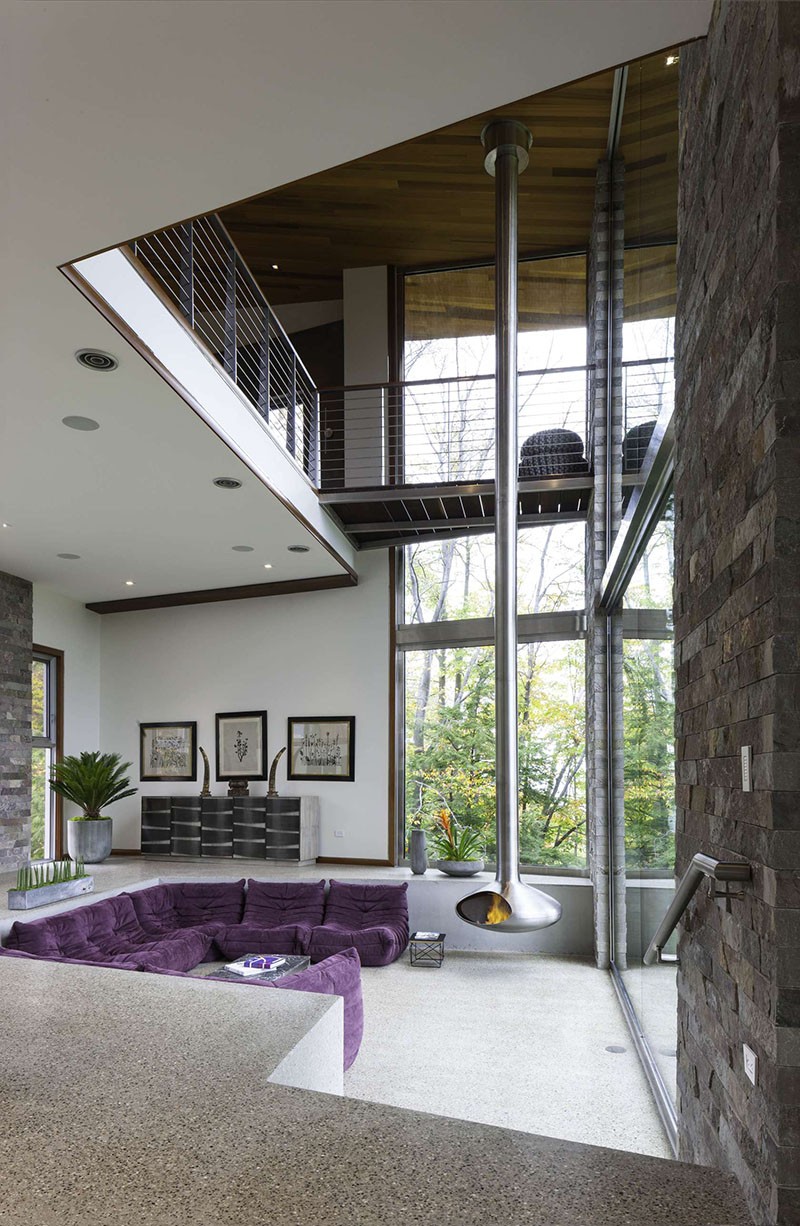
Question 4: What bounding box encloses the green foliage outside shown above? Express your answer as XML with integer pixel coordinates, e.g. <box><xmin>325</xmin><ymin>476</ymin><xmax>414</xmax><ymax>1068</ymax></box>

<box><xmin>30</xmin><ymin>660</ymin><xmax>46</xmax><ymax>860</ymax></box>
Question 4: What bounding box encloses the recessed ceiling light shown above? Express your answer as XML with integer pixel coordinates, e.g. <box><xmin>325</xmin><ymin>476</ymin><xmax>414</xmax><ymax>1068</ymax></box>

<box><xmin>57</xmin><ymin>553</ymin><xmax>81</xmax><ymax>560</ymax></box>
<box><xmin>125</xmin><ymin>580</ymin><xmax>135</xmax><ymax>587</ymax></box>
<box><xmin>665</xmin><ymin>54</ymin><xmax>679</xmax><ymax>66</ymax></box>
<box><xmin>287</xmin><ymin>545</ymin><xmax>310</xmax><ymax>554</ymax></box>
<box><xmin>75</xmin><ymin>349</ymin><xmax>118</xmax><ymax>372</ymax></box>
<box><xmin>263</xmin><ymin>563</ymin><xmax>273</xmax><ymax>569</ymax></box>
<box><xmin>62</xmin><ymin>415</ymin><xmax>100</xmax><ymax>431</ymax></box>
<box><xmin>272</xmin><ymin>263</ymin><xmax>279</xmax><ymax>270</ymax></box>
<box><xmin>213</xmin><ymin>477</ymin><xmax>242</xmax><ymax>490</ymax></box>
<box><xmin>232</xmin><ymin>545</ymin><xmax>254</xmax><ymax>552</ymax></box>
<box><xmin>2</xmin><ymin>522</ymin><xmax>11</xmax><ymax>529</ymax></box>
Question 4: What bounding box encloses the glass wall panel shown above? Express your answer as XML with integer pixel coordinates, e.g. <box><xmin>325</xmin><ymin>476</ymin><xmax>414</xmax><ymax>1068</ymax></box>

<box><xmin>618</xmin><ymin>499</ymin><xmax>677</xmax><ymax>1104</ymax></box>
<box><xmin>404</xmin><ymin>523</ymin><xmax>585</xmax><ymax>624</ymax></box>
<box><xmin>404</xmin><ymin>641</ymin><xmax>585</xmax><ymax>868</ymax></box>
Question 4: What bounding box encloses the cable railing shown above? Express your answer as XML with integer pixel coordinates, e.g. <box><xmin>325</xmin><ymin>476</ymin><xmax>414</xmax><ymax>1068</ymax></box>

<box><xmin>318</xmin><ymin>364</ymin><xmax>591</xmax><ymax>492</ymax></box>
<box><xmin>130</xmin><ymin>214</ymin><xmax>319</xmax><ymax>482</ymax></box>
<box><xmin>622</xmin><ymin>357</ymin><xmax>674</xmax><ymax>473</ymax></box>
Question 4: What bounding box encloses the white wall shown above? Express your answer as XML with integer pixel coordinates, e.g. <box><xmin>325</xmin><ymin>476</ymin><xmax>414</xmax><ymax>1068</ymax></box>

<box><xmin>99</xmin><ymin>552</ymin><xmax>391</xmax><ymax>859</ymax></box>
<box><xmin>344</xmin><ymin>266</ymin><xmax>389</xmax><ymax>488</ymax></box>
<box><xmin>32</xmin><ymin>585</ymin><xmax>102</xmax><ymax>830</ymax></box>
<box><xmin>32</xmin><ymin>585</ymin><xmax>101</xmax><ymax>759</ymax></box>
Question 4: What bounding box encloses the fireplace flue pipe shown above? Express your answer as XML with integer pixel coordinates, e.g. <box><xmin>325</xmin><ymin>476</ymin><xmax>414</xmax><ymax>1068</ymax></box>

<box><xmin>456</xmin><ymin>120</ymin><xmax>562</xmax><ymax>934</ymax></box>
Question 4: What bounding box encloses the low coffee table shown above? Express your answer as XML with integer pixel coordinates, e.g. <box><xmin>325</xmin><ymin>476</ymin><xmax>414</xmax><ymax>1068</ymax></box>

<box><xmin>200</xmin><ymin>954</ymin><xmax>310</xmax><ymax>984</ymax></box>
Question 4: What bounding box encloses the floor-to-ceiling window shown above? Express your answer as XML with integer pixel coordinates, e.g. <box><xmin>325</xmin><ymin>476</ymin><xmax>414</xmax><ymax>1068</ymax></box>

<box><xmin>397</xmin><ymin>255</ymin><xmax>588</xmax><ymax>871</ymax></box>
<box><xmin>31</xmin><ymin>647</ymin><xmax>62</xmax><ymax>860</ymax></box>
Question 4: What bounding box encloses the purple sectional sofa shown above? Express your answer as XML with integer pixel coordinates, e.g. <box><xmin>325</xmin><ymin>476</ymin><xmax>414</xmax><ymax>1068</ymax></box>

<box><xmin>308</xmin><ymin>880</ymin><xmax>409</xmax><ymax>967</ymax></box>
<box><xmin>1</xmin><ymin>877</ymin><xmax>410</xmax><ymax>1070</ymax></box>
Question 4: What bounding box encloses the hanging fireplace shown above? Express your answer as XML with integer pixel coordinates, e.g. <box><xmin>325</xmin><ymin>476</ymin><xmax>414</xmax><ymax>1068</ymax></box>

<box><xmin>456</xmin><ymin>119</ymin><xmax>562</xmax><ymax>936</ymax></box>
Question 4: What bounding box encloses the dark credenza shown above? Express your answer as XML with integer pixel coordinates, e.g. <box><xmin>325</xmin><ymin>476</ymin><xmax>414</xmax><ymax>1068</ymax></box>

<box><xmin>141</xmin><ymin>796</ymin><xmax>319</xmax><ymax>865</ymax></box>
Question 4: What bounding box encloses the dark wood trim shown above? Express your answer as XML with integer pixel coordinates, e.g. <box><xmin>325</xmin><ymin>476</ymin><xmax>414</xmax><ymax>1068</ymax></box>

<box><xmin>33</xmin><ymin>644</ymin><xmax>64</xmax><ymax>859</ymax></box>
<box><xmin>317</xmin><ymin>857</ymin><xmax>393</xmax><ymax>867</ymax></box>
<box><xmin>59</xmin><ymin>258</ymin><xmax>358</xmax><ymax>584</ymax></box>
<box><xmin>85</xmin><ymin>573</ymin><xmax>356</xmax><ymax>615</ymax></box>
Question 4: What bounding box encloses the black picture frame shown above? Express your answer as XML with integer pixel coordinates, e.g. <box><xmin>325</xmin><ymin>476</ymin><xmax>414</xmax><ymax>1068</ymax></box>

<box><xmin>215</xmin><ymin>710</ymin><xmax>268</xmax><ymax>781</ymax></box>
<box><xmin>140</xmin><ymin>721</ymin><xmax>197</xmax><ymax>782</ymax></box>
<box><xmin>287</xmin><ymin>716</ymin><xmax>356</xmax><ymax>782</ymax></box>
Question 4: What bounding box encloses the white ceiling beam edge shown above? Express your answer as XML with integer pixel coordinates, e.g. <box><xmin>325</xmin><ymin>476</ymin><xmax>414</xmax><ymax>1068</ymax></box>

<box><xmin>71</xmin><ymin>248</ymin><xmax>356</xmax><ymax>577</ymax></box>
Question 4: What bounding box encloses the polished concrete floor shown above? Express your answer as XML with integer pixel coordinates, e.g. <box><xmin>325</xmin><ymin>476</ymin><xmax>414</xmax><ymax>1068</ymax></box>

<box><xmin>1</xmin><ymin>858</ymin><xmax>672</xmax><ymax>1158</ymax></box>
<box><xmin>346</xmin><ymin>951</ymin><xmax>672</xmax><ymax>1158</ymax></box>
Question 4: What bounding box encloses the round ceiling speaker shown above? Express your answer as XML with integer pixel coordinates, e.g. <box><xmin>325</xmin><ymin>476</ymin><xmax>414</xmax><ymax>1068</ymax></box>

<box><xmin>62</xmin><ymin>415</ymin><xmax>100</xmax><ymax>431</ymax></box>
<box><xmin>75</xmin><ymin>349</ymin><xmax>118</xmax><ymax>372</ymax></box>
<box><xmin>213</xmin><ymin>477</ymin><xmax>242</xmax><ymax>490</ymax></box>
<box><xmin>287</xmin><ymin>545</ymin><xmax>310</xmax><ymax>553</ymax></box>
<box><xmin>231</xmin><ymin>545</ymin><xmax>254</xmax><ymax>552</ymax></box>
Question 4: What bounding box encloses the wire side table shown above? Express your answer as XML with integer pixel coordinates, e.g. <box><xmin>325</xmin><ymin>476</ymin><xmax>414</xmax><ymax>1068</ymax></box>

<box><xmin>409</xmin><ymin>932</ymin><xmax>445</xmax><ymax>967</ymax></box>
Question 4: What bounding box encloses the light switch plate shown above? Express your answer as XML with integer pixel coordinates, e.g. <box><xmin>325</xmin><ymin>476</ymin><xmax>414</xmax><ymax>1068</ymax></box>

<box><xmin>743</xmin><ymin>1043</ymin><xmax>758</xmax><ymax>1086</ymax></box>
<box><xmin>741</xmin><ymin>745</ymin><xmax>753</xmax><ymax>792</ymax></box>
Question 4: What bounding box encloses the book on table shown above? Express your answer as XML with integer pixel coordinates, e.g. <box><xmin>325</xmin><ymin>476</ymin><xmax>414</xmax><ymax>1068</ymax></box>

<box><xmin>223</xmin><ymin>954</ymin><xmax>286</xmax><ymax>977</ymax></box>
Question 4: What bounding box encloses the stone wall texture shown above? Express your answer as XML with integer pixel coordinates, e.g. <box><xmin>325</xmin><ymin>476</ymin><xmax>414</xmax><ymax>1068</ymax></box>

<box><xmin>0</xmin><ymin>570</ymin><xmax>32</xmax><ymax>868</ymax></box>
<box><xmin>675</xmin><ymin>3</ymin><xmax>800</xmax><ymax>1223</ymax></box>
<box><xmin>586</xmin><ymin>158</ymin><xmax>625</xmax><ymax>968</ymax></box>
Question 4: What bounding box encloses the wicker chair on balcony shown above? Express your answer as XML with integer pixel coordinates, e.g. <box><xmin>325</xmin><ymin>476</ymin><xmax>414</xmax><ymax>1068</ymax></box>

<box><xmin>519</xmin><ymin>428</ymin><xmax>590</xmax><ymax>478</ymax></box>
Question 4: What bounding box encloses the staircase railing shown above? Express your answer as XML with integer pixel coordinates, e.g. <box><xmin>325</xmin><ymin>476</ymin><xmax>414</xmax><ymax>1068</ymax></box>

<box><xmin>131</xmin><ymin>214</ymin><xmax>319</xmax><ymax>483</ymax></box>
<box><xmin>642</xmin><ymin>852</ymin><xmax>751</xmax><ymax>966</ymax></box>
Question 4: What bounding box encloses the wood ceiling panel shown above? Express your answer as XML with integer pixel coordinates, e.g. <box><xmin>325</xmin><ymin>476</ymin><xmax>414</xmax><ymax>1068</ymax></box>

<box><xmin>219</xmin><ymin>53</ymin><xmax>679</xmax><ymax>307</ymax></box>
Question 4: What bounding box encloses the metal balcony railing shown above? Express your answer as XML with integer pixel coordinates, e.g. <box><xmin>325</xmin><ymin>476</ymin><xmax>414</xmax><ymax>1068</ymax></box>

<box><xmin>318</xmin><ymin>363</ymin><xmax>591</xmax><ymax>493</ymax></box>
<box><xmin>622</xmin><ymin>357</ymin><xmax>674</xmax><ymax>473</ymax></box>
<box><xmin>130</xmin><ymin>214</ymin><xmax>319</xmax><ymax>482</ymax></box>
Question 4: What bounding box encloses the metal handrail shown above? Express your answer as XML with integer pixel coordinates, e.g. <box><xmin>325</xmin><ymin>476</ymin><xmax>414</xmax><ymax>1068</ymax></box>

<box><xmin>642</xmin><ymin>853</ymin><xmax>751</xmax><ymax>966</ymax></box>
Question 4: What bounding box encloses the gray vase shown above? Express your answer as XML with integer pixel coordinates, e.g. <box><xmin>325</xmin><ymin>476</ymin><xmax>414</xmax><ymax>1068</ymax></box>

<box><xmin>67</xmin><ymin>818</ymin><xmax>113</xmax><ymax>864</ymax></box>
<box><xmin>409</xmin><ymin>828</ymin><xmax>428</xmax><ymax>875</ymax></box>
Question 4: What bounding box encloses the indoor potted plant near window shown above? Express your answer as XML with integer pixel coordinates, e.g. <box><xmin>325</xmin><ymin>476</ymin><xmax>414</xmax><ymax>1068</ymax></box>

<box><xmin>429</xmin><ymin>809</ymin><xmax>485</xmax><ymax>877</ymax></box>
<box><xmin>51</xmin><ymin>751</ymin><xmax>137</xmax><ymax>864</ymax></box>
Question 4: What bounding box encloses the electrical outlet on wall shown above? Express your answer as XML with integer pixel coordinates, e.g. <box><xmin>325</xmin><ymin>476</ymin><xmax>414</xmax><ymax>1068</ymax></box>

<box><xmin>743</xmin><ymin>1043</ymin><xmax>758</xmax><ymax>1086</ymax></box>
<box><xmin>334</xmin><ymin>830</ymin><xmax>344</xmax><ymax>838</ymax></box>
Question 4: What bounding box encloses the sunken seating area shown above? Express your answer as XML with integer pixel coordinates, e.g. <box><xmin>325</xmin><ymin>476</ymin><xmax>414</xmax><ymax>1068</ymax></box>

<box><xmin>3</xmin><ymin>878</ymin><xmax>409</xmax><ymax>969</ymax></box>
<box><xmin>0</xmin><ymin>878</ymin><xmax>407</xmax><ymax>1073</ymax></box>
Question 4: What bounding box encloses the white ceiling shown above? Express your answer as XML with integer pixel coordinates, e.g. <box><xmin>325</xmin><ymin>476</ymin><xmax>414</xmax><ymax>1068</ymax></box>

<box><xmin>0</xmin><ymin>0</ymin><xmax>712</xmax><ymax>606</ymax></box>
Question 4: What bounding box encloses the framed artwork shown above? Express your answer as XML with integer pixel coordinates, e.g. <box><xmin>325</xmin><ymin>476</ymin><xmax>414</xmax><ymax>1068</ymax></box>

<box><xmin>287</xmin><ymin>716</ymin><xmax>355</xmax><ymax>782</ymax></box>
<box><xmin>140</xmin><ymin>722</ymin><xmax>197</xmax><ymax>781</ymax></box>
<box><xmin>216</xmin><ymin>711</ymin><xmax>268</xmax><ymax>780</ymax></box>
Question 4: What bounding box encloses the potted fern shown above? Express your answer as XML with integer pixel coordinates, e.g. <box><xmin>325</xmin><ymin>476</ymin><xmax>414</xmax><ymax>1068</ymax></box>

<box><xmin>429</xmin><ymin>809</ymin><xmax>485</xmax><ymax>877</ymax></box>
<box><xmin>51</xmin><ymin>752</ymin><xmax>137</xmax><ymax>864</ymax></box>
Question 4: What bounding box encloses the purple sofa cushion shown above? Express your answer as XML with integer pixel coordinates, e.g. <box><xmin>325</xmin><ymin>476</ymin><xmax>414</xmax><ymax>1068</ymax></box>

<box><xmin>216</xmin><ymin>921</ymin><xmax>311</xmax><ymax>959</ymax></box>
<box><xmin>6</xmin><ymin>894</ymin><xmax>147</xmax><ymax>959</ymax></box>
<box><xmin>323</xmin><ymin>880</ymin><xmax>409</xmax><ymax>930</ymax></box>
<box><xmin>243</xmin><ymin>879</ymin><xmax>325</xmax><ymax>927</ymax></box>
<box><xmin>129</xmin><ymin>881</ymin><xmax>245</xmax><ymax>933</ymax></box>
<box><xmin>308</xmin><ymin>922</ymin><xmax>406</xmax><ymax>967</ymax></box>
<box><xmin>310</xmin><ymin>880</ymin><xmax>408</xmax><ymax>966</ymax></box>
<box><xmin>4</xmin><ymin>893</ymin><xmax>215</xmax><ymax>973</ymax></box>
<box><xmin>222</xmin><ymin>946</ymin><xmax>364</xmax><ymax>1070</ymax></box>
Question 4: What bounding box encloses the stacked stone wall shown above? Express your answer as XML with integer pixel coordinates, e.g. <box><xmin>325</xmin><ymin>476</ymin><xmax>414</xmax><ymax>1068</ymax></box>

<box><xmin>675</xmin><ymin>4</ymin><xmax>800</xmax><ymax>1221</ymax></box>
<box><xmin>0</xmin><ymin>570</ymin><xmax>32</xmax><ymax>868</ymax></box>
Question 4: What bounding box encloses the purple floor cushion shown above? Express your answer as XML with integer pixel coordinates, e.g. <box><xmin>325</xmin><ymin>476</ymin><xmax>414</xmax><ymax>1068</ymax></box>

<box><xmin>244</xmin><ymin>879</ymin><xmax>326</xmax><ymax>928</ymax></box>
<box><xmin>308</xmin><ymin>880</ymin><xmax>409</xmax><ymax>967</ymax></box>
<box><xmin>215</xmin><ymin>921</ymin><xmax>311</xmax><ymax>959</ymax></box>
<box><xmin>238</xmin><ymin>946</ymin><xmax>364</xmax><ymax>1070</ymax></box>
<box><xmin>129</xmin><ymin>880</ymin><xmax>245</xmax><ymax>934</ymax></box>
<box><xmin>4</xmin><ymin>894</ymin><xmax>215</xmax><ymax>973</ymax></box>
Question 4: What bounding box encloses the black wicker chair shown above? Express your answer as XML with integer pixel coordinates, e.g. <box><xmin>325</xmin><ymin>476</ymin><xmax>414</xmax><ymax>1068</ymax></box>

<box><xmin>519</xmin><ymin>428</ymin><xmax>590</xmax><ymax>478</ymax></box>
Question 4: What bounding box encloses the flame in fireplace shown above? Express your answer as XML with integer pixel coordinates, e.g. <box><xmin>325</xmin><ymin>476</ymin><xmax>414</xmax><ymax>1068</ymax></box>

<box><xmin>485</xmin><ymin>893</ymin><xmax>512</xmax><ymax>925</ymax></box>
